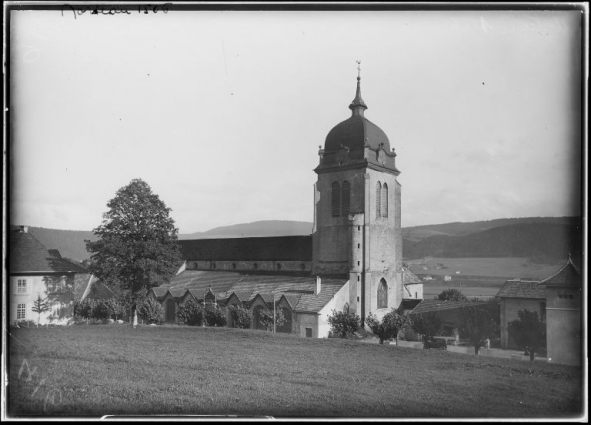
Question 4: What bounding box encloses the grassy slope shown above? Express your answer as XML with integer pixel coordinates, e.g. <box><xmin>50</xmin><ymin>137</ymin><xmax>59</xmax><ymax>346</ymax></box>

<box><xmin>8</xmin><ymin>325</ymin><xmax>582</xmax><ymax>418</ymax></box>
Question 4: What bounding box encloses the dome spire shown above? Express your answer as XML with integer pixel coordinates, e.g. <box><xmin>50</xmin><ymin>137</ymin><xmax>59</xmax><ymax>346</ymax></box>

<box><xmin>349</xmin><ymin>60</ymin><xmax>367</xmax><ymax>115</ymax></box>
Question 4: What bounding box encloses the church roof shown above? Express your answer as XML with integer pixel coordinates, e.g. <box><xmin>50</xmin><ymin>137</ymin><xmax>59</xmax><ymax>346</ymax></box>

<box><xmin>178</xmin><ymin>236</ymin><xmax>312</xmax><ymax>262</ymax></box>
<box><xmin>324</xmin><ymin>114</ymin><xmax>391</xmax><ymax>154</ymax></box>
<box><xmin>9</xmin><ymin>227</ymin><xmax>88</xmax><ymax>274</ymax></box>
<box><xmin>409</xmin><ymin>299</ymin><xmax>488</xmax><ymax>315</ymax></box>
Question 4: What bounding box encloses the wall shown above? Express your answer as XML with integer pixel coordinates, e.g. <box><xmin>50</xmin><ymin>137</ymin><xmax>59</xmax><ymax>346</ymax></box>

<box><xmin>297</xmin><ymin>313</ymin><xmax>319</xmax><ymax>338</ymax></box>
<box><xmin>545</xmin><ymin>286</ymin><xmax>581</xmax><ymax>365</ymax></box>
<box><xmin>187</xmin><ymin>260</ymin><xmax>311</xmax><ymax>273</ymax></box>
<box><xmin>500</xmin><ymin>297</ymin><xmax>545</xmax><ymax>348</ymax></box>
<box><xmin>316</xmin><ymin>281</ymin><xmax>350</xmax><ymax>338</ymax></box>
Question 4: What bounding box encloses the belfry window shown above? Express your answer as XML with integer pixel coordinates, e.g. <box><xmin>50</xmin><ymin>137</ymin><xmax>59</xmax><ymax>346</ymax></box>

<box><xmin>342</xmin><ymin>181</ymin><xmax>350</xmax><ymax>216</ymax></box>
<box><xmin>377</xmin><ymin>279</ymin><xmax>388</xmax><ymax>309</ymax></box>
<box><xmin>382</xmin><ymin>183</ymin><xmax>388</xmax><ymax>218</ymax></box>
<box><xmin>332</xmin><ymin>182</ymin><xmax>341</xmax><ymax>217</ymax></box>
<box><xmin>376</xmin><ymin>182</ymin><xmax>382</xmax><ymax>218</ymax></box>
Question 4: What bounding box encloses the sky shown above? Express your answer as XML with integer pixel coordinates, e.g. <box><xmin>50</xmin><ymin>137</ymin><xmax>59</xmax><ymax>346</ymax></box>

<box><xmin>8</xmin><ymin>5</ymin><xmax>585</xmax><ymax>234</ymax></box>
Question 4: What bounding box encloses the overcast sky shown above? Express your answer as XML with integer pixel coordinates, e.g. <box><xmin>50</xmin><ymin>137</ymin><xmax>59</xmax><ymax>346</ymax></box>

<box><xmin>9</xmin><ymin>6</ymin><xmax>584</xmax><ymax>234</ymax></box>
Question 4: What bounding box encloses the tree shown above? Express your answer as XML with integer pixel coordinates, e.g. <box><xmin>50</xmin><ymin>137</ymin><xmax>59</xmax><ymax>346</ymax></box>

<box><xmin>204</xmin><ymin>304</ymin><xmax>228</xmax><ymax>327</ymax></box>
<box><xmin>327</xmin><ymin>310</ymin><xmax>361</xmax><ymax>338</ymax></box>
<box><xmin>411</xmin><ymin>311</ymin><xmax>442</xmax><ymax>349</ymax></box>
<box><xmin>365</xmin><ymin>309</ymin><xmax>410</xmax><ymax>344</ymax></box>
<box><xmin>437</xmin><ymin>288</ymin><xmax>467</xmax><ymax>301</ymax></box>
<box><xmin>259</xmin><ymin>308</ymin><xmax>286</xmax><ymax>332</ymax></box>
<box><xmin>458</xmin><ymin>305</ymin><xmax>496</xmax><ymax>354</ymax></box>
<box><xmin>85</xmin><ymin>179</ymin><xmax>182</xmax><ymax>327</ymax></box>
<box><xmin>31</xmin><ymin>295</ymin><xmax>50</xmax><ymax>327</ymax></box>
<box><xmin>229</xmin><ymin>305</ymin><xmax>253</xmax><ymax>329</ymax></box>
<box><xmin>177</xmin><ymin>299</ymin><xmax>204</xmax><ymax>326</ymax></box>
<box><xmin>137</xmin><ymin>296</ymin><xmax>164</xmax><ymax>324</ymax></box>
<box><xmin>105</xmin><ymin>297</ymin><xmax>127</xmax><ymax>321</ymax></box>
<box><xmin>508</xmin><ymin>309</ymin><xmax>546</xmax><ymax>361</ymax></box>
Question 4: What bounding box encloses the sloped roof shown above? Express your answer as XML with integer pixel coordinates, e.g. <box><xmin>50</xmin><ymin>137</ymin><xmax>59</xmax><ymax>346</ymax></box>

<box><xmin>282</xmin><ymin>293</ymin><xmax>303</xmax><ymax>310</ymax></box>
<box><xmin>400</xmin><ymin>299</ymin><xmax>422</xmax><ymax>312</ymax></box>
<box><xmin>73</xmin><ymin>273</ymin><xmax>95</xmax><ymax>301</ymax></box>
<box><xmin>539</xmin><ymin>256</ymin><xmax>581</xmax><ymax>287</ymax></box>
<box><xmin>9</xmin><ymin>230</ymin><xmax>87</xmax><ymax>274</ymax></box>
<box><xmin>495</xmin><ymin>280</ymin><xmax>546</xmax><ymax>299</ymax></box>
<box><xmin>403</xmin><ymin>270</ymin><xmax>422</xmax><ymax>285</ymax></box>
<box><xmin>409</xmin><ymin>299</ymin><xmax>488</xmax><ymax>315</ymax></box>
<box><xmin>86</xmin><ymin>281</ymin><xmax>116</xmax><ymax>300</ymax></box>
<box><xmin>295</xmin><ymin>283</ymin><xmax>347</xmax><ymax>313</ymax></box>
<box><xmin>178</xmin><ymin>236</ymin><xmax>312</xmax><ymax>261</ymax></box>
<box><xmin>167</xmin><ymin>270</ymin><xmax>242</xmax><ymax>294</ymax></box>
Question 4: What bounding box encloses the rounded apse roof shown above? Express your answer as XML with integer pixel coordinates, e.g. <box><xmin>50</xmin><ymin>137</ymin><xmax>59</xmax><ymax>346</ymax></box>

<box><xmin>324</xmin><ymin>114</ymin><xmax>391</xmax><ymax>153</ymax></box>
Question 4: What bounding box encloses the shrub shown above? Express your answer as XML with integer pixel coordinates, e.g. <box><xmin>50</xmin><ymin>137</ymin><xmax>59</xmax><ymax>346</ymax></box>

<box><xmin>365</xmin><ymin>309</ymin><xmax>410</xmax><ymax>344</ymax></box>
<box><xmin>437</xmin><ymin>288</ymin><xmax>467</xmax><ymax>301</ymax></box>
<box><xmin>74</xmin><ymin>299</ymin><xmax>93</xmax><ymax>321</ymax></box>
<box><xmin>327</xmin><ymin>309</ymin><xmax>361</xmax><ymax>338</ymax></box>
<box><xmin>91</xmin><ymin>299</ymin><xmax>111</xmax><ymax>320</ymax></box>
<box><xmin>508</xmin><ymin>309</ymin><xmax>546</xmax><ymax>361</ymax></box>
<box><xmin>410</xmin><ymin>311</ymin><xmax>442</xmax><ymax>349</ymax></box>
<box><xmin>259</xmin><ymin>308</ymin><xmax>286</xmax><ymax>332</ymax></box>
<box><xmin>204</xmin><ymin>304</ymin><xmax>227</xmax><ymax>327</ymax></box>
<box><xmin>177</xmin><ymin>299</ymin><xmax>204</xmax><ymax>326</ymax></box>
<box><xmin>229</xmin><ymin>305</ymin><xmax>253</xmax><ymax>329</ymax></box>
<box><xmin>105</xmin><ymin>297</ymin><xmax>127</xmax><ymax>321</ymax></box>
<box><xmin>137</xmin><ymin>297</ymin><xmax>164</xmax><ymax>324</ymax></box>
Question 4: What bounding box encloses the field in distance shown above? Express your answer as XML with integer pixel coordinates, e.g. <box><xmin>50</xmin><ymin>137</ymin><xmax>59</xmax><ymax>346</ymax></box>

<box><xmin>8</xmin><ymin>325</ymin><xmax>582</xmax><ymax>418</ymax></box>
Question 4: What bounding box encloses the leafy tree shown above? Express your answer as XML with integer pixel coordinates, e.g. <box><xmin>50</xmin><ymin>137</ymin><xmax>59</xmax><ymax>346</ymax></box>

<box><xmin>177</xmin><ymin>299</ymin><xmax>204</xmax><ymax>326</ymax></box>
<box><xmin>229</xmin><ymin>305</ymin><xmax>253</xmax><ymax>329</ymax></box>
<box><xmin>204</xmin><ymin>304</ymin><xmax>228</xmax><ymax>327</ymax></box>
<box><xmin>105</xmin><ymin>297</ymin><xmax>127</xmax><ymax>321</ymax></box>
<box><xmin>137</xmin><ymin>297</ymin><xmax>164</xmax><ymax>325</ymax></box>
<box><xmin>508</xmin><ymin>309</ymin><xmax>546</xmax><ymax>361</ymax></box>
<box><xmin>458</xmin><ymin>305</ymin><xmax>497</xmax><ymax>354</ymax></box>
<box><xmin>85</xmin><ymin>179</ymin><xmax>182</xmax><ymax>327</ymax></box>
<box><xmin>31</xmin><ymin>295</ymin><xmax>50</xmax><ymax>327</ymax></box>
<box><xmin>259</xmin><ymin>308</ymin><xmax>286</xmax><ymax>332</ymax></box>
<box><xmin>327</xmin><ymin>310</ymin><xmax>361</xmax><ymax>338</ymax></box>
<box><xmin>437</xmin><ymin>288</ymin><xmax>467</xmax><ymax>301</ymax></box>
<box><xmin>410</xmin><ymin>311</ymin><xmax>442</xmax><ymax>349</ymax></box>
<box><xmin>365</xmin><ymin>309</ymin><xmax>410</xmax><ymax>344</ymax></box>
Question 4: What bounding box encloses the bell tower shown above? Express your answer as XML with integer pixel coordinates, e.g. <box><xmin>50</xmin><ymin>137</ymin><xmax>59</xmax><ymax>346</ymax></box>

<box><xmin>312</xmin><ymin>64</ymin><xmax>403</xmax><ymax>322</ymax></box>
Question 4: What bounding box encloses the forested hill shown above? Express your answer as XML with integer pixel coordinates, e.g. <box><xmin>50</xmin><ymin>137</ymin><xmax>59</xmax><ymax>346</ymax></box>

<box><xmin>402</xmin><ymin>222</ymin><xmax>582</xmax><ymax>262</ymax></box>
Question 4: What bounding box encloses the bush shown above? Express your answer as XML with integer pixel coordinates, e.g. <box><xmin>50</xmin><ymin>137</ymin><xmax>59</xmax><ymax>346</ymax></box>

<box><xmin>410</xmin><ymin>311</ymin><xmax>442</xmax><ymax>349</ymax></box>
<box><xmin>437</xmin><ymin>288</ymin><xmax>467</xmax><ymax>301</ymax></box>
<box><xmin>327</xmin><ymin>309</ymin><xmax>361</xmax><ymax>338</ymax></box>
<box><xmin>177</xmin><ymin>300</ymin><xmax>204</xmax><ymax>326</ymax></box>
<box><xmin>365</xmin><ymin>309</ymin><xmax>410</xmax><ymax>344</ymax></box>
<box><xmin>204</xmin><ymin>304</ymin><xmax>227</xmax><ymax>327</ymax></box>
<box><xmin>258</xmin><ymin>308</ymin><xmax>286</xmax><ymax>332</ymax></box>
<box><xmin>74</xmin><ymin>299</ymin><xmax>93</xmax><ymax>321</ymax></box>
<box><xmin>137</xmin><ymin>297</ymin><xmax>164</xmax><ymax>324</ymax></box>
<box><xmin>229</xmin><ymin>305</ymin><xmax>253</xmax><ymax>329</ymax></box>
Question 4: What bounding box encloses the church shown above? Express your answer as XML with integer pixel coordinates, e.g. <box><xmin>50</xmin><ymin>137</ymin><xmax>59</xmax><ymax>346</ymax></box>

<box><xmin>149</xmin><ymin>71</ymin><xmax>424</xmax><ymax>337</ymax></box>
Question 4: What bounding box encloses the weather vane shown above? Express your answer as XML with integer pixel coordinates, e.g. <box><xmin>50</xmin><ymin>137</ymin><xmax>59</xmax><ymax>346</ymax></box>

<box><xmin>356</xmin><ymin>60</ymin><xmax>361</xmax><ymax>79</ymax></box>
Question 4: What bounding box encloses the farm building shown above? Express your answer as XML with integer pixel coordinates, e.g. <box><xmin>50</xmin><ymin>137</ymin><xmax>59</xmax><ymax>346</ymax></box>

<box><xmin>9</xmin><ymin>225</ymin><xmax>113</xmax><ymax>325</ymax></box>
<box><xmin>148</xmin><ymin>74</ymin><xmax>422</xmax><ymax>337</ymax></box>
<box><xmin>495</xmin><ymin>256</ymin><xmax>582</xmax><ymax>365</ymax></box>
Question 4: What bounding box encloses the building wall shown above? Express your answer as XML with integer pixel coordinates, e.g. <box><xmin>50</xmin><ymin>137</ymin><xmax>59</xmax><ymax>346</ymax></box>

<box><xmin>316</xmin><ymin>281</ymin><xmax>350</xmax><ymax>338</ymax></box>
<box><xmin>545</xmin><ymin>286</ymin><xmax>581</xmax><ymax>365</ymax></box>
<box><xmin>186</xmin><ymin>260</ymin><xmax>311</xmax><ymax>273</ymax></box>
<box><xmin>500</xmin><ymin>297</ymin><xmax>545</xmax><ymax>349</ymax></box>
<box><xmin>10</xmin><ymin>274</ymin><xmax>76</xmax><ymax>325</ymax></box>
<box><xmin>297</xmin><ymin>313</ymin><xmax>319</xmax><ymax>338</ymax></box>
<box><xmin>404</xmin><ymin>283</ymin><xmax>423</xmax><ymax>301</ymax></box>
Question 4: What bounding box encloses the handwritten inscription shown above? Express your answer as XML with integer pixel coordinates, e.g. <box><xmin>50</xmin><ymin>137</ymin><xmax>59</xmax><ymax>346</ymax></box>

<box><xmin>17</xmin><ymin>358</ymin><xmax>63</xmax><ymax>414</ymax></box>
<box><xmin>62</xmin><ymin>4</ymin><xmax>170</xmax><ymax>19</ymax></box>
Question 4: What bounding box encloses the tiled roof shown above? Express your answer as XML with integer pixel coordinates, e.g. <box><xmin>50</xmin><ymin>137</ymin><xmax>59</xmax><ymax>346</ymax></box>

<box><xmin>86</xmin><ymin>281</ymin><xmax>116</xmax><ymax>300</ymax></box>
<box><xmin>409</xmin><ymin>299</ymin><xmax>488</xmax><ymax>315</ymax></box>
<box><xmin>282</xmin><ymin>293</ymin><xmax>303</xmax><ymax>310</ymax></box>
<box><xmin>495</xmin><ymin>280</ymin><xmax>546</xmax><ymax>299</ymax></box>
<box><xmin>539</xmin><ymin>257</ymin><xmax>581</xmax><ymax>287</ymax></box>
<box><xmin>155</xmin><ymin>270</ymin><xmax>347</xmax><ymax>314</ymax></box>
<box><xmin>178</xmin><ymin>236</ymin><xmax>312</xmax><ymax>261</ymax></box>
<box><xmin>9</xmin><ymin>230</ymin><xmax>88</xmax><ymax>274</ymax></box>
<box><xmin>403</xmin><ymin>270</ymin><xmax>422</xmax><ymax>284</ymax></box>
<box><xmin>150</xmin><ymin>287</ymin><xmax>169</xmax><ymax>300</ymax></box>
<box><xmin>400</xmin><ymin>299</ymin><xmax>422</xmax><ymax>312</ymax></box>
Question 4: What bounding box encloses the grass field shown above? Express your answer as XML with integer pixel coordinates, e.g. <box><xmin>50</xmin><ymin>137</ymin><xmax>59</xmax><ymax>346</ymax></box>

<box><xmin>7</xmin><ymin>324</ymin><xmax>583</xmax><ymax>419</ymax></box>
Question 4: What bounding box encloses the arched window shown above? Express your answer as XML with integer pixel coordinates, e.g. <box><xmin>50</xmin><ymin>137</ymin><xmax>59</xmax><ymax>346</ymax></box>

<box><xmin>376</xmin><ymin>182</ymin><xmax>382</xmax><ymax>218</ymax></box>
<box><xmin>377</xmin><ymin>279</ymin><xmax>388</xmax><ymax>309</ymax></box>
<box><xmin>332</xmin><ymin>182</ymin><xmax>341</xmax><ymax>217</ymax></box>
<box><xmin>341</xmin><ymin>181</ymin><xmax>350</xmax><ymax>216</ymax></box>
<box><xmin>382</xmin><ymin>183</ymin><xmax>388</xmax><ymax>218</ymax></box>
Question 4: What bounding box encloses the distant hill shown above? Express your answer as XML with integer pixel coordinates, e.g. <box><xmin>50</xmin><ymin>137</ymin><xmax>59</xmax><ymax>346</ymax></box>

<box><xmin>403</xmin><ymin>221</ymin><xmax>582</xmax><ymax>262</ymax></box>
<box><xmin>402</xmin><ymin>216</ymin><xmax>579</xmax><ymax>242</ymax></box>
<box><xmin>178</xmin><ymin>220</ymin><xmax>314</xmax><ymax>240</ymax></box>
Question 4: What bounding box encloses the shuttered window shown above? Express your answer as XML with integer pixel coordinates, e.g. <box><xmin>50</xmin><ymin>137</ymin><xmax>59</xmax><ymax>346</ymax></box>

<box><xmin>377</xmin><ymin>279</ymin><xmax>388</xmax><ymax>309</ymax></box>
<box><xmin>342</xmin><ymin>181</ymin><xmax>350</xmax><ymax>216</ymax></box>
<box><xmin>382</xmin><ymin>183</ymin><xmax>388</xmax><ymax>218</ymax></box>
<box><xmin>376</xmin><ymin>182</ymin><xmax>382</xmax><ymax>218</ymax></box>
<box><xmin>331</xmin><ymin>182</ymin><xmax>341</xmax><ymax>217</ymax></box>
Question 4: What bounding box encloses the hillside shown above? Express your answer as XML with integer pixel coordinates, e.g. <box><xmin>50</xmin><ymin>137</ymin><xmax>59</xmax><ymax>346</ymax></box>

<box><xmin>178</xmin><ymin>220</ymin><xmax>313</xmax><ymax>240</ymax></box>
<box><xmin>403</xmin><ymin>222</ymin><xmax>582</xmax><ymax>262</ymax></box>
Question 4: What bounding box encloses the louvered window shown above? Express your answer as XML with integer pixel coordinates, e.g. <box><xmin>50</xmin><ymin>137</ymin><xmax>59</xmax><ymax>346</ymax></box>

<box><xmin>382</xmin><ymin>183</ymin><xmax>388</xmax><ymax>218</ymax></box>
<box><xmin>376</xmin><ymin>182</ymin><xmax>382</xmax><ymax>218</ymax></box>
<box><xmin>377</xmin><ymin>279</ymin><xmax>388</xmax><ymax>309</ymax></box>
<box><xmin>331</xmin><ymin>182</ymin><xmax>341</xmax><ymax>217</ymax></box>
<box><xmin>341</xmin><ymin>181</ymin><xmax>350</xmax><ymax>216</ymax></box>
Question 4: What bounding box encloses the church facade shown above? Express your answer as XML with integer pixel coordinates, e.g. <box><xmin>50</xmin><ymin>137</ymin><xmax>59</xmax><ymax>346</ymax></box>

<box><xmin>152</xmin><ymin>73</ymin><xmax>422</xmax><ymax>337</ymax></box>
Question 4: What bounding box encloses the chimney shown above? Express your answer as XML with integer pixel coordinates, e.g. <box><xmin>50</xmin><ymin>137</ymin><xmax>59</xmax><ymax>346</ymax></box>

<box><xmin>315</xmin><ymin>275</ymin><xmax>321</xmax><ymax>295</ymax></box>
<box><xmin>20</xmin><ymin>225</ymin><xmax>29</xmax><ymax>233</ymax></box>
